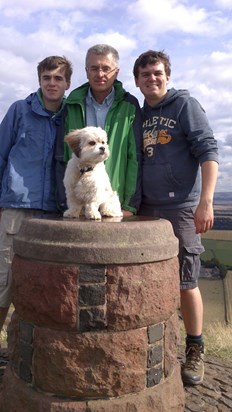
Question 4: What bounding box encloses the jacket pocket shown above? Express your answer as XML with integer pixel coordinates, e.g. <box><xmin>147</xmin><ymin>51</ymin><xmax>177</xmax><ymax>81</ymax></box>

<box><xmin>1</xmin><ymin>209</ymin><xmax>26</xmax><ymax>235</ymax></box>
<box><xmin>142</xmin><ymin>163</ymin><xmax>183</xmax><ymax>203</ymax></box>
<box><xmin>180</xmin><ymin>244</ymin><xmax>205</xmax><ymax>282</ymax></box>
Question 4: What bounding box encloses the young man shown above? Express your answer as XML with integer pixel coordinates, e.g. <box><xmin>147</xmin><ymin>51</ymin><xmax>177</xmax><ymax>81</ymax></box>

<box><xmin>56</xmin><ymin>44</ymin><xmax>142</xmax><ymax>216</ymax></box>
<box><xmin>0</xmin><ymin>56</ymin><xmax>73</xmax><ymax>359</ymax></box>
<box><xmin>133</xmin><ymin>50</ymin><xmax>218</xmax><ymax>385</ymax></box>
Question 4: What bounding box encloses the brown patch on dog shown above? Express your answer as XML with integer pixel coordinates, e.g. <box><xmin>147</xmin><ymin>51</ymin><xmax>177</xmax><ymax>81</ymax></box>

<box><xmin>65</xmin><ymin>130</ymin><xmax>82</xmax><ymax>158</ymax></box>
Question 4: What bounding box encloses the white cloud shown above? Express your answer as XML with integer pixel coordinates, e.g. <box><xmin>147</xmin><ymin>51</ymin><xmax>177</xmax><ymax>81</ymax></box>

<box><xmin>214</xmin><ymin>0</ymin><xmax>232</xmax><ymax>8</ymax></box>
<box><xmin>0</xmin><ymin>0</ymin><xmax>107</xmax><ymax>16</ymax></box>
<box><xmin>128</xmin><ymin>0</ymin><xmax>208</xmax><ymax>36</ymax></box>
<box><xmin>127</xmin><ymin>0</ymin><xmax>232</xmax><ymax>39</ymax></box>
<box><xmin>80</xmin><ymin>31</ymin><xmax>137</xmax><ymax>59</ymax></box>
<box><xmin>0</xmin><ymin>0</ymin><xmax>231</xmax><ymax>191</ymax></box>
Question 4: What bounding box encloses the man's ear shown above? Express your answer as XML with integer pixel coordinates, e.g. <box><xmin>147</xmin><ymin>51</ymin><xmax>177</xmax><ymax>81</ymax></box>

<box><xmin>134</xmin><ymin>77</ymin><xmax>139</xmax><ymax>87</ymax></box>
<box><xmin>85</xmin><ymin>67</ymin><xmax>89</xmax><ymax>80</ymax></box>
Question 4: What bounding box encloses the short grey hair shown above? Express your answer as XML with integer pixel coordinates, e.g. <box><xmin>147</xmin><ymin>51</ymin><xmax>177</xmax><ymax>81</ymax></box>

<box><xmin>85</xmin><ymin>44</ymin><xmax>119</xmax><ymax>68</ymax></box>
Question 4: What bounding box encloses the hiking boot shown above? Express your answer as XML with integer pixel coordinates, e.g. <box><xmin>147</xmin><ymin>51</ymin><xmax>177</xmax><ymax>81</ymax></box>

<box><xmin>182</xmin><ymin>342</ymin><xmax>204</xmax><ymax>385</ymax></box>
<box><xmin>0</xmin><ymin>349</ymin><xmax>9</xmax><ymax>367</ymax></box>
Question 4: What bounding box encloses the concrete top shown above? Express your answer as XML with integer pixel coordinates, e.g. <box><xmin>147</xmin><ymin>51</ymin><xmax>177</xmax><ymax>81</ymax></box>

<box><xmin>13</xmin><ymin>215</ymin><xmax>179</xmax><ymax>264</ymax></box>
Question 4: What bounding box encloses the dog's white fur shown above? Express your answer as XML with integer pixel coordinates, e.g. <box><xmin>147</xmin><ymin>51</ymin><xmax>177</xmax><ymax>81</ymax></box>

<box><xmin>63</xmin><ymin>126</ymin><xmax>122</xmax><ymax>220</ymax></box>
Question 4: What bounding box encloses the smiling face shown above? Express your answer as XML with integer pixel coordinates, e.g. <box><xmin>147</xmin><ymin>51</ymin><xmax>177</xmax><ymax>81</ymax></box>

<box><xmin>135</xmin><ymin>61</ymin><xmax>170</xmax><ymax>106</ymax></box>
<box><xmin>39</xmin><ymin>66</ymin><xmax>70</xmax><ymax>111</ymax></box>
<box><xmin>85</xmin><ymin>52</ymin><xmax>119</xmax><ymax>103</ymax></box>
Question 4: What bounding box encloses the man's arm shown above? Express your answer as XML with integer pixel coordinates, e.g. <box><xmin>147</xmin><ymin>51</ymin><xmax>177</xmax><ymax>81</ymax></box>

<box><xmin>122</xmin><ymin>96</ymin><xmax>143</xmax><ymax>215</ymax></box>
<box><xmin>194</xmin><ymin>160</ymin><xmax>218</xmax><ymax>234</ymax></box>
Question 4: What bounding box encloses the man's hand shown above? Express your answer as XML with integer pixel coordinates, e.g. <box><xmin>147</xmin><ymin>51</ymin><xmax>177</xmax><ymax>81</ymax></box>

<box><xmin>194</xmin><ymin>200</ymin><xmax>214</xmax><ymax>234</ymax></box>
<box><xmin>195</xmin><ymin>160</ymin><xmax>218</xmax><ymax>234</ymax></box>
<box><xmin>122</xmin><ymin>209</ymin><xmax>134</xmax><ymax>217</ymax></box>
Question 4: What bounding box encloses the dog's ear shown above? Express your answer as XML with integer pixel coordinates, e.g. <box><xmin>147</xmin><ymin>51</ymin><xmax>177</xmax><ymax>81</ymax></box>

<box><xmin>65</xmin><ymin>131</ymin><xmax>82</xmax><ymax>158</ymax></box>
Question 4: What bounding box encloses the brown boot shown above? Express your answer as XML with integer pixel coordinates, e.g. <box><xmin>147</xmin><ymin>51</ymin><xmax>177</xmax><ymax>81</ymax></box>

<box><xmin>182</xmin><ymin>342</ymin><xmax>204</xmax><ymax>385</ymax></box>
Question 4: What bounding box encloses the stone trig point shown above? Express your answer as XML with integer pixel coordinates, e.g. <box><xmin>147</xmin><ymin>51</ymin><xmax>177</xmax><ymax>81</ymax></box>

<box><xmin>1</xmin><ymin>215</ymin><xmax>185</xmax><ymax>411</ymax></box>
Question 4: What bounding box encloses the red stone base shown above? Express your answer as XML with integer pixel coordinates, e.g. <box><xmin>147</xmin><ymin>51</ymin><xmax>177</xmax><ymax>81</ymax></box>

<box><xmin>1</xmin><ymin>217</ymin><xmax>184</xmax><ymax>411</ymax></box>
<box><xmin>0</xmin><ymin>363</ymin><xmax>185</xmax><ymax>412</ymax></box>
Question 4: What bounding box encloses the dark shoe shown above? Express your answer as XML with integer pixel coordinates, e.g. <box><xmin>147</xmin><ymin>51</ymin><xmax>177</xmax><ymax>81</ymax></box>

<box><xmin>182</xmin><ymin>342</ymin><xmax>204</xmax><ymax>385</ymax></box>
<box><xmin>0</xmin><ymin>349</ymin><xmax>9</xmax><ymax>367</ymax></box>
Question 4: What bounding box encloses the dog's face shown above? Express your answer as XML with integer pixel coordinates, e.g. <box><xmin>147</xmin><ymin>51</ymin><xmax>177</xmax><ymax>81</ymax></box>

<box><xmin>64</xmin><ymin>127</ymin><xmax>110</xmax><ymax>164</ymax></box>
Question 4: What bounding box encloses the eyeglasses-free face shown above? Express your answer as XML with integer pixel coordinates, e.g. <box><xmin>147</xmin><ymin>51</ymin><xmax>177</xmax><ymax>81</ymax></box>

<box><xmin>135</xmin><ymin>62</ymin><xmax>170</xmax><ymax>106</ymax></box>
<box><xmin>39</xmin><ymin>67</ymin><xmax>70</xmax><ymax>111</ymax></box>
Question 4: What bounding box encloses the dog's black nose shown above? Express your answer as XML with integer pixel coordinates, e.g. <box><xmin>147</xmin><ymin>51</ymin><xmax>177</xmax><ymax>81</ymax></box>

<box><xmin>99</xmin><ymin>146</ymin><xmax>105</xmax><ymax>154</ymax></box>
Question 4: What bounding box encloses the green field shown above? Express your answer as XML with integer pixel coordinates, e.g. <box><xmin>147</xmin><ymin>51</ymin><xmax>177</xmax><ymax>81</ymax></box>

<box><xmin>201</xmin><ymin>239</ymin><xmax>232</xmax><ymax>266</ymax></box>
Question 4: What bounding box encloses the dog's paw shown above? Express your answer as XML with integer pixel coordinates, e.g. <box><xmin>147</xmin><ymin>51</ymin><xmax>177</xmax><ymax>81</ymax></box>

<box><xmin>85</xmin><ymin>210</ymin><xmax>102</xmax><ymax>220</ymax></box>
<box><xmin>63</xmin><ymin>209</ymin><xmax>80</xmax><ymax>218</ymax></box>
<box><xmin>100</xmin><ymin>194</ymin><xmax>123</xmax><ymax>217</ymax></box>
<box><xmin>102</xmin><ymin>208</ymin><xmax>123</xmax><ymax>217</ymax></box>
<box><xmin>84</xmin><ymin>204</ymin><xmax>102</xmax><ymax>220</ymax></box>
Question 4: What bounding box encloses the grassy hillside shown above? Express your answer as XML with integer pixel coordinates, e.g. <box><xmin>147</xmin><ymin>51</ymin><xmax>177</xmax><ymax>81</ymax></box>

<box><xmin>201</xmin><ymin>230</ymin><xmax>232</xmax><ymax>266</ymax></box>
<box><xmin>213</xmin><ymin>192</ymin><xmax>232</xmax><ymax>229</ymax></box>
<box><xmin>199</xmin><ymin>278</ymin><xmax>225</xmax><ymax>325</ymax></box>
<box><xmin>202</xmin><ymin>230</ymin><xmax>232</xmax><ymax>241</ymax></box>
<box><xmin>214</xmin><ymin>192</ymin><xmax>232</xmax><ymax>202</ymax></box>
<box><xmin>201</xmin><ymin>239</ymin><xmax>232</xmax><ymax>266</ymax></box>
<box><xmin>224</xmin><ymin>271</ymin><xmax>232</xmax><ymax>324</ymax></box>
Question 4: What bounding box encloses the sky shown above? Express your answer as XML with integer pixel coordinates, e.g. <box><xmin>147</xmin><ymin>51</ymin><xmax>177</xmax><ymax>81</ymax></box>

<box><xmin>0</xmin><ymin>0</ymin><xmax>231</xmax><ymax>193</ymax></box>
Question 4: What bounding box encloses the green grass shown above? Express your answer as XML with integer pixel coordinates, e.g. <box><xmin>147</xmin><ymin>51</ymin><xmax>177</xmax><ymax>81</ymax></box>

<box><xmin>201</xmin><ymin>239</ymin><xmax>232</xmax><ymax>266</ymax></box>
<box><xmin>204</xmin><ymin>322</ymin><xmax>232</xmax><ymax>359</ymax></box>
<box><xmin>180</xmin><ymin>321</ymin><xmax>232</xmax><ymax>360</ymax></box>
<box><xmin>0</xmin><ymin>327</ymin><xmax>7</xmax><ymax>346</ymax></box>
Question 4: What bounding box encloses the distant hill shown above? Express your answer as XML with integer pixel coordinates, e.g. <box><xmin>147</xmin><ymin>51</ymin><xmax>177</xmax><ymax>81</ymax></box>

<box><xmin>212</xmin><ymin>192</ymin><xmax>232</xmax><ymax>229</ymax></box>
<box><xmin>214</xmin><ymin>192</ymin><xmax>232</xmax><ymax>202</ymax></box>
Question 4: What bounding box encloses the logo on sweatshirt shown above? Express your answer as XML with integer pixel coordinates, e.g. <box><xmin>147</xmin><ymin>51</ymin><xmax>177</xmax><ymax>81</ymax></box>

<box><xmin>142</xmin><ymin>116</ymin><xmax>177</xmax><ymax>156</ymax></box>
<box><xmin>143</xmin><ymin>127</ymin><xmax>172</xmax><ymax>155</ymax></box>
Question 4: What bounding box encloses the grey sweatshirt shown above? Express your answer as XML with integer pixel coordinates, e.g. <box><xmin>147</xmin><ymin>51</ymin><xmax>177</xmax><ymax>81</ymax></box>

<box><xmin>140</xmin><ymin>88</ymin><xmax>218</xmax><ymax>210</ymax></box>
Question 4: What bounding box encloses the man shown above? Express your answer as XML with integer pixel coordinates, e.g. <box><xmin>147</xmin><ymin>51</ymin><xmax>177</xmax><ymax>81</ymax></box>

<box><xmin>56</xmin><ymin>44</ymin><xmax>142</xmax><ymax>216</ymax></box>
<box><xmin>0</xmin><ymin>56</ymin><xmax>72</xmax><ymax>360</ymax></box>
<box><xmin>133</xmin><ymin>50</ymin><xmax>218</xmax><ymax>385</ymax></box>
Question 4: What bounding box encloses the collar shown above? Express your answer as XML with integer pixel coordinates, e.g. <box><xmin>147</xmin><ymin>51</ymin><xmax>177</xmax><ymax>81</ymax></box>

<box><xmin>87</xmin><ymin>86</ymin><xmax>115</xmax><ymax>107</ymax></box>
<box><xmin>79</xmin><ymin>166</ymin><xmax>93</xmax><ymax>175</ymax></box>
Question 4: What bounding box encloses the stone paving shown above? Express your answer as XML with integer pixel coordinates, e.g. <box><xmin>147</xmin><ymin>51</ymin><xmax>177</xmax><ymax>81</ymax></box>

<box><xmin>1</xmin><ymin>348</ymin><xmax>231</xmax><ymax>411</ymax></box>
<box><xmin>179</xmin><ymin>351</ymin><xmax>232</xmax><ymax>412</ymax></box>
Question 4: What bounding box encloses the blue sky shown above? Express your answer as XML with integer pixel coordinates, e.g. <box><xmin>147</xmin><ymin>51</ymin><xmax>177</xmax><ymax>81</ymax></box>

<box><xmin>0</xmin><ymin>0</ymin><xmax>231</xmax><ymax>192</ymax></box>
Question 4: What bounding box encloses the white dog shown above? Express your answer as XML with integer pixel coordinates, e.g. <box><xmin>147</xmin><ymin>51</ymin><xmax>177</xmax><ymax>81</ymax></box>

<box><xmin>63</xmin><ymin>126</ymin><xmax>123</xmax><ymax>220</ymax></box>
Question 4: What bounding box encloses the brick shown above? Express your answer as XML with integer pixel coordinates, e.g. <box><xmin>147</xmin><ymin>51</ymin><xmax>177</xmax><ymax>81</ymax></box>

<box><xmin>19</xmin><ymin>341</ymin><xmax>33</xmax><ymax>367</ymax></box>
<box><xmin>221</xmin><ymin>397</ymin><xmax>232</xmax><ymax>408</ymax></box>
<box><xmin>147</xmin><ymin>344</ymin><xmax>163</xmax><ymax>367</ymax></box>
<box><xmin>79</xmin><ymin>308</ymin><xmax>106</xmax><ymax>331</ymax></box>
<box><xmin>147</xmin><ymin>367</ymin><xmax>163</xmax><ymax>387</ymax></box>
<box><xmin>79</xmin><ymin>265</ymin><xmax>106</xmax><ymax>283</ymax></box>
<box><xmin>19</xmin><ymin>320</ymin><xmax>34</xmax><ymax>344</ymax></box>
<box><xmin>147</xmin><ymin>323</ymin><xmax>164</xmax><ymax>343</ymax></box>
<box><xmin>12</xmin><ymin>258</ymin><xmax>78</xmax><ymax>330</ymax></box>
<box><xmin>79</xmin><ymin>285</ymin><xmax>106</xmax><ymax>306</ymax></box>
<box><xmin>32</xmin><ymin>327</ymin><xmax>147</xmax><ymax>398</ymax></box>
<box><xmin>19</xmin><ymin>361</ymin><xmax>32</xmax><ymax>383</ymax></box>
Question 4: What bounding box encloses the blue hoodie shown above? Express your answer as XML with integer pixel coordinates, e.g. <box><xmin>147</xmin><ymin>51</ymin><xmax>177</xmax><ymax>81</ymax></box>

<box><xmin>141</xmin><ymin>88</ymin><xmax>218</xmax><ymax>210</ymax></box>
<box><xmin>0</xmin><ymin>91</ymin><xmax>64</xmax><ymax>211</ymax></box>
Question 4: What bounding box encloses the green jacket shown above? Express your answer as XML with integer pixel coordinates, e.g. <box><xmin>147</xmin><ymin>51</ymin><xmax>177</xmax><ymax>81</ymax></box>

<box><xmin>63</xmin><ymin>80</ymin><xmax>142</xmax><ymax>213</ymax></box>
